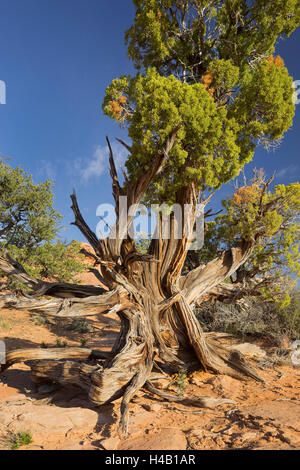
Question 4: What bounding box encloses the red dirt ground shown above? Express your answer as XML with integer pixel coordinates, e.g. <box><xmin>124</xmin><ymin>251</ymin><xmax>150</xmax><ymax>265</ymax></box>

<box><xmin>0</xmin><ymin>244</ymin><xmax>299</xmax><ymax>450</ymax></box>
<box><xmin>0</xmin><ymin>303</ymin><xmax>299</xmax><ymax>451</ymax></box>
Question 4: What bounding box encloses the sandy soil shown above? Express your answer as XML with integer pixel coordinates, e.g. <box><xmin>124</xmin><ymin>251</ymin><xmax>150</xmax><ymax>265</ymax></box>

<box><xmin>0</xmin><ymin>304</ymin><xmax>299</xmax><ymax>451</ymax></box>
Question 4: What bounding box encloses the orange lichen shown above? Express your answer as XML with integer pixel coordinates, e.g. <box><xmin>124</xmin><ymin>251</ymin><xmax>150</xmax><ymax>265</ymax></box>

<box><xmin>233</xmin><ymin>184</ymin><xmax>260</xmax><ymax>206</ymax></box>
<box><xmin>109</xmin><ymin>100</ymin><xmax>122</xmax><ymax>119</ymax></box>
<box><xmin>268</xmin><ymin>55</ymin><xmax>285</xmax><ymax>69</ymax></box>
<box><xmin>118</xmin><ymin>95</ymin><xmax>127</xmax><ymax>104</ymax></box>
<box><xmin>109</xmin><ymin>95</ymin><xmax>128</xmax><ymax>119</ymax></box>
<box><xmin>202</xmin><ymin>70</ymin><xmax>215</xmax><ymax>96</ymax></box>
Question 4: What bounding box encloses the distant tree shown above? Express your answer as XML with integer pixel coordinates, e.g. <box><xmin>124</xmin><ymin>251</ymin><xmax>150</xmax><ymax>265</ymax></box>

<box><xmin>0</xmin><ymin>158</ymin><xmax>85</xmax><ymax>288</ymax></box>
<box><xmin>186</xmin><ymin>170</ymin><xmax>300</xmax><ymax>309</ymax></box>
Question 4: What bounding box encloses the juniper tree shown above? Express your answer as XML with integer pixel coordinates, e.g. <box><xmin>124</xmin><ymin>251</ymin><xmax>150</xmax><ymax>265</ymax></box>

<box><xmin>0</xmin><ymin>158</ymin><xmax>85</xmax><ymax>288</ymax></box>
<box><xmin>186</xmin><ymin>171</ymin><xmax>300</xmax><ymax>308</ymax></box>
<box><xmin>1</xmin><ymin>1</ymin><xmax>299</xmax><ymax>434</ymax></box>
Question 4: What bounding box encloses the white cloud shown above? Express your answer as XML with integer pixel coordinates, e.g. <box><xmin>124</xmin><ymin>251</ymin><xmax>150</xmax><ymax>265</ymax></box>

<box><xmin>38</xmin><ymin>160</ymin><xmax>56</xmax><ymax>180</ymax></box>
<box><xmin>276</xmin><ymin>165</ymin><xmax>299</xmax><ymax>179</ymax></box>
<box><xmin>78</xmin><ymin>142</ymin><xmax>129</xmax><ymax>183</ymax></box>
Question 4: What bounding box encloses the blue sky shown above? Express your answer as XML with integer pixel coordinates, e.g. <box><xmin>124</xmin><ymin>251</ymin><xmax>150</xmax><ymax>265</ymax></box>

<box><xmin>0</xmin><ymin>0</ymin><xmax>299</xmax><ymax>243</ymax></box>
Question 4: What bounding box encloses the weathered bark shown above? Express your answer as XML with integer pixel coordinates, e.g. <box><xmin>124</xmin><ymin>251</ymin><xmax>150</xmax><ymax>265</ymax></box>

<box><xmin>0</xmin><ymin>287</ymin><xmax>130</xmax><ymax>317</ymax></box>
<box><xmin>1</xmin><ymin>347</ymin><xmax>98</xmax><ymax>373</ymax></box>
<box><xmin>0</xmin><ymin>132</ymin><xmax>266</xmax><ymax>434</ymax></box>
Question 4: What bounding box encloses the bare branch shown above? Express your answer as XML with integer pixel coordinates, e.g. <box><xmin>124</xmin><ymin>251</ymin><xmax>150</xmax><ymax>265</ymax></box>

<box><xmin>181</xmin><ymin>241</ymin><xmax>254</xmax><ymax>306</ymax></box>
<box><xmin>104</xmin><ymin>124</ymin><xmax>183</xmax><ymax>261</ymax></box>
<box><xmin>70</xmin><ymin>191</ymin><xmax>100</xmax><ymax>254</ymax></box>
<box><xmin>115</xmin><ymin>138</ymin><xmax>133</xmax><ymax>154</ymax></box>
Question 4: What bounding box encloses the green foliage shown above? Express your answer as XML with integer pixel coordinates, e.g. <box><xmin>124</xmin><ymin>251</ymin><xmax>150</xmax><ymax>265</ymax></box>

<box><xmin>103</xmin><ymin>1</ymin><xmax>297</xmax><ymax>204</ymax></box>
<box><xmin>0</xmin><ymin>316</ymin><xmax>10</xmax><ymax>330</ymax></box>
<box><xmin>32</xmin><ymin>315</ymin><xmax>51</xmax><ymax>326</ymax></box>
<box><xmin>103</xmin><ymin>67</ymin><xmax>250</xmax><ymax>201</ymax></box>
<box><xmin>8</xmin><ymin>240</ymin><xmax>85</xmax><ymax>283</ymax></box>
<box><xmin>125</xmin><ymin>1</ymin><xmax>300</xmax><ymax>75</ymax></box>
<box><xmin>65</xmin><ymin>318</ymin><xmax>93</xmax><ymax>333</ymax></box>
<box><xmin>217</xmin><ymin>0</ymin><xmax>300</xmax><ymax>67</ymax></box>
<box><xmin>5</xmin><ymin>431</ymin><xmax>33</xmax><ymax>450</ymax></box>
<box><xmin>207</xmin><ymin>58</ymin><xmax>240</xmax><ymax>94</ymax></box>
<box><xmin>278</xmin><ymin>289</ymin><xmax>300</xmax><ymax>338</ymax></box>
<box><xmin>0</xmin><ymin>158</ymin><xmax>86</xmax><ymax>288</ymax></box>
<box><xmin>55</xmin><ymin>339</ymin><xmax>68</xmax><ymax>348</ymax></box>
<box><xmin>167</xmin><ymin>369</ymin><xmax>188</xmax><ymax>397</ymax></box>
<box><xmin>188</xmin><ymin>178</ymin><xmax>300</xmax><ymax>307</ymax></box>
<box><xmin>229</xmin><ymin>57</ymin><xmax>295</xmax><ymax>144</ymax></box>
<box><xmin>135</xmin><ymin>232</ymin><xmax>151</xmax><ymax>254</ymax></box>
<box><xmin>220</xmin><ymin>181</ymin><xmax>300</xmax><ymax>242</ymax></box>
<box><xmin>0</xmin><ymin>158</ymin><xmax>60</xmax><ymax>248</ymax></box>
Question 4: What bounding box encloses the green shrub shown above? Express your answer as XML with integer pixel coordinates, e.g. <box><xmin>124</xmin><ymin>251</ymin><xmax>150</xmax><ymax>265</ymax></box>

<box><xmin>0</xmin><ymin>316</ymin><xmax>10</xmax><ymax>329</ymax></box>
<box><xmin>5</xmin><ymin>431</ymin><xmax>33</xmax><ymax>449</ymax></box>
<box><xmin>65</xmin><ymin>318</ymin><xmax>93</xmax><ymax>334</ymax></box>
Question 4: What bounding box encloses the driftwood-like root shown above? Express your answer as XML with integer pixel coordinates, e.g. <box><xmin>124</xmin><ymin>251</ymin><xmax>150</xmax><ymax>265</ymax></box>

<box><xmin>1</xmin><ymin>347</ymin><xmax>95</xmax><ymax>373</ymax></box>
<box><xmin>30</xmin><ymin>359</ymin><xmax>98</xmax><ymax>391</ymax></box>
<box><xmin>145</xmin><ymin>381</ymin><xmax>236</xmax><ymax>408</ymax></box>
<box><xmin>173</xmin><ymin>294</ymin><xmax>263</xmax><ymax>382</ymax></box>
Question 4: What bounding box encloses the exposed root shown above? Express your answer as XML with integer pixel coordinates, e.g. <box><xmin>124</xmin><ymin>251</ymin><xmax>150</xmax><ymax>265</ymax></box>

<box><xmin>1</xmin><ymin>347</ymin><xmax>96</xmax><ymax>373</ymax></box>
<box><xmin>30</xmin><ymin>359</ymin><xmax>99</xmax><ymax>391</ymax></box>
<box><xmin>175</xmin><ymin>295</ymin><xmax>263</xmax><ymax>382</ymax></box>
<box><xmin>0</xmin><ymin>287</ymin><xmax>128</xmax><ymax>317</ymax></box>
<box><xmin>144</xmin><ymin>381</ymin><xmax>236</xmax><ymax>408</ymax></box>
<box><xmin>205</xmin><ymin>335</ymin><xmax>264</xmax><ymax>382</ymax></box>
<box><xmin>119</xmin><ymin>369</ymin><xmax>151</xmax><ymax>436</ymax></box>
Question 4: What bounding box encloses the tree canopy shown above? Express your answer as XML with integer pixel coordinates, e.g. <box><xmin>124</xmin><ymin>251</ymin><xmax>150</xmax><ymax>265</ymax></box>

<box><xmin>186</xmin><ymin>171</ymin><xmax>300</xmax><ymax>308</ymax></box>
<box><xmin>102</xmin><ymin>0</ymin><xmax>297</xmax><ymax>204</ymax></box>
<box><xmin>125</xmin><ymin>0</ymin><xmax>300</xmax><ymax>75</ymax></box>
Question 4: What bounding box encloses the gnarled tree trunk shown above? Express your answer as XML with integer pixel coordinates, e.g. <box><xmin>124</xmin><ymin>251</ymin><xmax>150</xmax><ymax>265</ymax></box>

<box><xmin>0</xmin><ymin>131</ymin><xmax>263</xmax><ymax>434</ymax></box>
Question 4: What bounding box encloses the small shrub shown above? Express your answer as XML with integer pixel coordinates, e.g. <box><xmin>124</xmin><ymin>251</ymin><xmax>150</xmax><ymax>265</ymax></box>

<box><xmin>0</xmin><ymin>317</ymin><xmax>10</xmax><ymax>330</ymax></box>
<box><xmin>66</xmin><ymin>318</ymin><xmax>93</xmax><ymax>334</ymax></box>
<box><xmin>5</xmin><ymin>431</ymin><xmax>33</xmax><ymax>449</ymax></box>
<box><xmin>195</xmin><ymin>289</ymin><xmax>300</xmax><ymax>346</ymax></box>
<box><xmin>55</xmin><ymin>339</ymin><xmax>68</xmax><ymax>348</ymax></box>
<box><xmin>32</xmin><ymin>315</ymin><xmax>51</xmax><ymax>326</ymax></box>
<box><xmin>167</xmin><ymin>370</ymin><xmax>188</xmax><ymax>397</ymax></box>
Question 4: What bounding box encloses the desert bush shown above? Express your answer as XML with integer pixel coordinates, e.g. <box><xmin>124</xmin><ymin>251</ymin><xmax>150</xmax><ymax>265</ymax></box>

<box><xmin>167</xmin><ymin>370</ymin><xmax>188</xmax><ymax>397</ymax></box>
<box><xmin>195</xmin><ymin>289</ymin><xmax>300</xmax><ymax>346</ymax></box>
<box><xmin>0</xmin><ymin>316</ymin><xmax>10</xmax><ymax>330</ymax></box>
<box><xmin>4</xmin><ymin>431</ymin><xmax>33</xmax><ymax>449</ymax></box>
<box><xmin>0</xmin><ymin>158</ymin><xmax>87</xmax><ymax>290</ymax></box>
<box><xmin>65</xmin><ymin>318</ymin><xmax>93</xmax><ymax>334</ymax></box>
